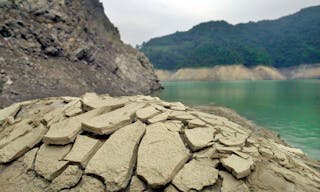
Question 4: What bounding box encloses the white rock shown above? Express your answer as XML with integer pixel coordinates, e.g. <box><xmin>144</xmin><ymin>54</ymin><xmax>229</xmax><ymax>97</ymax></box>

<box><xmin>50</xmin><ymin>165</ymin><xmax>82</xmax><ymax>191</ymax></box>
<box><xmin>81</xmin><ymin>92</ymin><xmax>128</xmax><ymax>111</ymax></box>
<box><xmin>64</xmin><ymin>135</ymin><xmax>102</xmax><ymax>167</ymax></box>
<box><xmin>170</xmin><ymin>102</ymin><xmax>187</xmax><ymax>111</ymax></box>
<box><xmin>43</xmin><ymin>107</ymin><xmax>106</xmax><ymax>145</ymax></box>
<box><xmin>82</xmin><ymin>102</ymin><xmax>146</xmax><ymax>135</ymax></box>
<box><xmin>188</xmin><ymin>118</ymin><xmax>206</xmax><ymax>128</ymax></box>
<box><xmin>136</xmin><ymin>106</ymin><xmax>161</xmax><ymax>121</ymax></box>
<box><xmin>0</xmin><ymin>124</ymin><xmax>47</xmax><ymax>163</ymax></box>
<box><xmin>137</xmin><ymin>122</ymin><xmax>190</xmax><ymax>188</ymax></box>
<box><xmin>128</xmin><ymin>176</ymin><xmax>146</xmax><ymax>192</ymax></box>
<box><xmin>34</xmin><ymin>144</ymin><xmax>72</xmax><ymax>180</ymax></box>
<box><xmin>220</xmin><ymin>171</ymin><xmax>249</xmax><ymax>192</ymax></box>
<box><xmin>147</xmin><ymin>111</ymin><xmax>170</xmax><ymax>124</ymax></box>
<box><xmin>216</xmin><ymin>132</ymin><xmax>248</xmax><ymax>147</ymax></box>
<box><xmin>172</xmin><ymin>159</ymin><xmax>219</xmax><ymax>191</ymax></box>
<box><xmin>67</xmin><ymin>175</ymin><xmax>105</xmax><ymax>192</ymax></box>
<box><xmin>221</xmin><ymin>154</ymin><xmax>254</xmax><ymax>179</ymax></box>
<box><xmin>185</xmin><ymin>127</ymin><xmax>216</xmax><ymax>151</ymax></box>
<box><xmin>85</xmin><ymin>121</ymin><xmax>146</xmax><ymax>191</ymax></box>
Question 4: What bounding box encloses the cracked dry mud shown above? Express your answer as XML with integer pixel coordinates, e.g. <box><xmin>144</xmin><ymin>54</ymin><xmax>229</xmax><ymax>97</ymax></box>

<box><xmin>0</xmin><ymin>93</ymin><xmax>319</xmax><ymax>192</ymax></box>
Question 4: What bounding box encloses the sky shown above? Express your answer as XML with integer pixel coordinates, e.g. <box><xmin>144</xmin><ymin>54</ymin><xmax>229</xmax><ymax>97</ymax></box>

<box><xmin>101</xmin><ymin>0</ymin><xmax>320</xmax><ymax>46</ymax></box>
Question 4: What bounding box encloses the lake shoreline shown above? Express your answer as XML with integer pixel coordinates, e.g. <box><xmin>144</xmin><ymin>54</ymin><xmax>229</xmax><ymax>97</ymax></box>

<box><xmin>156</xmin><ymin>64</ymin><xmax>320</xmax><ymax>81</ymax></box>
<box><xmin>154</xmin><ymin>80</ymin><xmax>320</xmax><ymax>160</ymax></box>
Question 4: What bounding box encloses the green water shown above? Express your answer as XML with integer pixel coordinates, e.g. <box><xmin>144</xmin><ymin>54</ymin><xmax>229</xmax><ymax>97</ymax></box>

<box><xmin>154</xmin><ymin>80</ymin><xmax>320</xmax><ymax>160</ymax></box>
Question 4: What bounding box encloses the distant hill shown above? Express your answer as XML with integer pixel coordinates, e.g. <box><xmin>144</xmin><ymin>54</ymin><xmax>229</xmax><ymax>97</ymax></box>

<box><xmin>140</xmin><ymin>5</ymin><xmax>320</xmax><ymax>70</ymax></box>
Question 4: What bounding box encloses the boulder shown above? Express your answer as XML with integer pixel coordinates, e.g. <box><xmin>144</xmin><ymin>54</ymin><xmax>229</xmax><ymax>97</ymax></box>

<box><xmin>137</xmin><ymin>122</ymin><xmax>190</xmax><ymax>188</ymax></box>
<box><xmin>64</xmin><ymin>135</ymin><xmax>102</xmax><ymax>167</ymax></box>
<box><xmin>85</xmin><ymin>121</ymin><xmax>146</xmax><ymax>191</ymax></box>
<box><xmin>172</xmin><ymin>159</ymin><xmax>219</xmax><ymax>191</ymax></box>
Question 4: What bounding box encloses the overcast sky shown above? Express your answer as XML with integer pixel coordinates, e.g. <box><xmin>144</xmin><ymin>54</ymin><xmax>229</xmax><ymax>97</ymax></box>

<box><xmin>101</xmin><ymin>0</ymin><xmax>320</xmax><ymax>45</ymax></box>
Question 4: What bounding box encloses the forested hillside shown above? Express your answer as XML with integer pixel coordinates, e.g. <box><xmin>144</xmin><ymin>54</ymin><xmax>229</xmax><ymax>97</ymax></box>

<box><xmin>140</xmin><ymin>5</ymin><xmax>320</xmax><ymax>70</ymax></box>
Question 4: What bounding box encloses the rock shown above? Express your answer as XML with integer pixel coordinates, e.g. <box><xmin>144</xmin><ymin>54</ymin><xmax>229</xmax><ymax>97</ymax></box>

<box><xmin>147</xmin><ymin>111</ymin><xmax>170</xmax><ymax>124</ymax></box>
<box><xmin>164</xmin><ymin>185</ymin><xmax>180</xmax><ymax>192</ymax></box>
<box><xmin>169</xmin><ymin>102</ymin><xmax>187</xmax><ymax>111</ymax></box>
<box><xmin>21</xmin><ymin>147</ymin><xmax>39</xmax><ymax>170</ymax></box>
<box><xmin>163</xmin><ymin>120</ymin><xmax>184</xmax><ymax>132</ymax></box>
<box><xmin>259</xmin><ymin>146</ymin><xmax>274</xmax><ymax>158</ymax></box>
<box><xmin>64</xmin><ymin>135</ymin><xmax>102</xmax><ymax>168</ymax></box>
<box><xmin>43</xmin><ymin>107</ymin><xmax>107</xmax><ymax>145</ymax></box>
<box><xmin>216</xmin><ymin>131</ymin><xmax>248</xmax><ymax>147</ymax></box>
<box><xmin>85</xmin><ymin>121</ymin><xmax>146</xmax><ymax>191</ymax></box>
<box><xmin>221</xmin><ymin>154</ymin><xmax>254</xmax><ymax>179</ymax></box>
<box><xmin>0</xmin><ymin>124</ymin><xmax>47</xmax><ymax>163</ymax></box>
<box><xmin>0</xmin><ymin>0</ymin><xmax>161</xmax><ymax>108</ymax></box>
<box><xmin>185</xmin><ymin>127</ymin><xmax>216</xmax><ymax>151</ymax></box>
<box><xmin>128</xmin><ymin>176</ymin><xmax>147</xmax><ymax>192</ymax></box>
<box><xmin>0</xmin><ymin>119</ymin><xmax>34</xmax><ymax>148</ymax></box>
<box><xmin>136</xmin><ymin>106</ymin><xmax>161</xmax><ymax>121</ymax></box>
<box><xmin>66</xmin><ymin>175</ymin><xmax>105</xmax><ymax>192</ymax></box>
<box><xmin>34</xmin><ymin>144</ymin><xmax>72</xmax><ymax>180</ymax></box>
<box><xmin>188</xmin><ymin>118</ymin><xmax>206</xmax><ymax>128</ymax></box>
<box><xmin>82</xmin><ymin>102</ymin><xmax>146</xmax><ymax>135</ymax></box>
<box><xmin>64</xmin><ymin>100</ymin><xmax>82</xmax><ymax>117</ymax></box>
<box><xmin>50</xmin><ymin>165</ymin><xmax>83</xmax><ymax>191</ymax></box>
<box><xmin>168</xmin><ymin>111</ymin><xmax>195</xmax><ymax>122</ymax></box>
<box><xmin>0</xmin><ymin>103</ymin><xmax>21</xmax><ymax>125</ymax></box>
<box><xmin>172</xmin><ymin>159</ymin><xmax>219</xmax><ymax>191</ymax></box>
<box><xmin>219</xmin><ymin>171</ymin><xmax>249</xmax><ymax>192</ymax></box>
<box><xmin>137</xmin><ymin>122</ymin><xmax>190</xmax><ymax>188</ymax></box>
<box><xmin>81</xmin><ymin>93</ymin><xmax>128</xmax><ymax>111</ymax></box>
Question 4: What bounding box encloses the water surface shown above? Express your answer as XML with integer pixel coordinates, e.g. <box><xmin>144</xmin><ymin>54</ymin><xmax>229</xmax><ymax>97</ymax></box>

<box><xmin>154</xmin><ymin>80</ymin><xmax>320</xmax><ymax>160</ymax></box>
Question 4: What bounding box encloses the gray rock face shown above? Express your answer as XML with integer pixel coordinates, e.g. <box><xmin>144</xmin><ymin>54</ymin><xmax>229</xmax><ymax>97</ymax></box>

<box><xmin>137</xmin><ymin>122</ymin><xmax>190</xmax><ymax>188</ymax></box>
<box><xmin>0</xmin><ymin>0</ymin><xmax>161</xmax><ymax>108</ymax></box>
<box><xmin>0</xmin><ymin>94</ymin><xmax>319</xmax><ymax>192</ymax></box>
<box><xmin>85</xmin><ymin>121</ymin><xmax>146</xmax><ymax>191</ymax></box>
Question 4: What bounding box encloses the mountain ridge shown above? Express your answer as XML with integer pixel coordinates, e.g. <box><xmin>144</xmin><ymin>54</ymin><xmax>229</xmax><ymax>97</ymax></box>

<box><xmin>140</xmin><ymin>5</ymin><xmax>320</xmax><ymax>70</ymax></box>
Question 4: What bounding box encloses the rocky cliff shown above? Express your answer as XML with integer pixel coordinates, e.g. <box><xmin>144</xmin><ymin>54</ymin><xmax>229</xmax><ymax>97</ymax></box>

<box><xmin>0</xmin><ymin>94</ymin><xmax>319</xmax><ymax>191</ymax></box>
<box><xmin>0</xmin><ymin>0</ymin><xmax>161</xmax><ymax>108</ymax></box>
<box><xmin>156</xmin><ymin>64</ymin><xmax>320</xmax><ymax>81</ymax></box>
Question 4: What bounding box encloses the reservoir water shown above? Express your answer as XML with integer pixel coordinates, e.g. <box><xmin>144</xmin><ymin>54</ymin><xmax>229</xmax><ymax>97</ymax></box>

<box><xmin>154</xmin><ymin>80</ymin><xmax>320</xmax><ymax>160</ymax></box>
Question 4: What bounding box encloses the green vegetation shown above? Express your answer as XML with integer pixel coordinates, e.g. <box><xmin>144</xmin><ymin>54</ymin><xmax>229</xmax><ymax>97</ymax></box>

<box><xmin>140</xmin><ymin>6</ymin><xmax>320</xmax><ymax>70</ymax></box>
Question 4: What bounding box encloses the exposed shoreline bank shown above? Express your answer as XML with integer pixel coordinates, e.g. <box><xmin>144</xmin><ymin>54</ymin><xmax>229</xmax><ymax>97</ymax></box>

<box><xmin>156</xmin><ymin>64</ymin><xmax>320</xmax><ymax>81</ymax></box>
<box><xmin>0</xmin><ymin>93</ymin><xmax>319</xmax><ymax>191</ymax></box>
